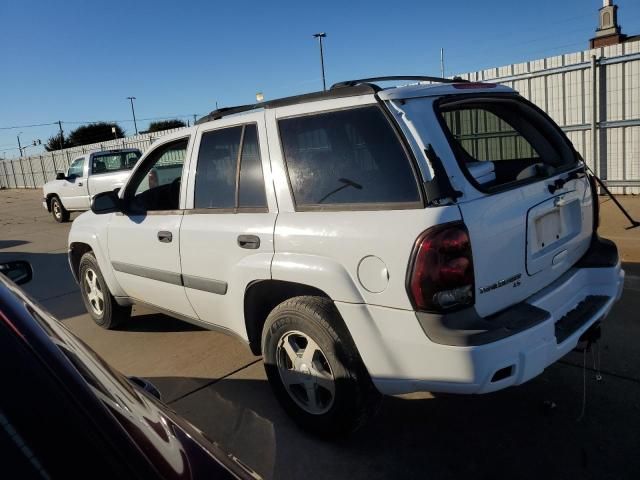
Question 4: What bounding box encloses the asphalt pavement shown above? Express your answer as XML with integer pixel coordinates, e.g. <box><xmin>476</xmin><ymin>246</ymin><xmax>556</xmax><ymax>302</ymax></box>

<box><xmin>1</xmin><ymin>187</ymin><xmax>639</xmax><ymax>480</ymax></box>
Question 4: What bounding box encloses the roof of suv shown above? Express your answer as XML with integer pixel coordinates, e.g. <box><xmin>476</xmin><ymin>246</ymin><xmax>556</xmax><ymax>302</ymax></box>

<box><xmin>196</xmin><ymin>76</ymin><xmax>516</xmax><ymax>124</ymax></box>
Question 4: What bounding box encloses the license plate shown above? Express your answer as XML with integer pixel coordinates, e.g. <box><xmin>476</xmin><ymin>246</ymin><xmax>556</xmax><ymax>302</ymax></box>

<box><xmin>534</xmin><ymin>210</ymin><xmax>561</xmax><ymax>250</ymax></box>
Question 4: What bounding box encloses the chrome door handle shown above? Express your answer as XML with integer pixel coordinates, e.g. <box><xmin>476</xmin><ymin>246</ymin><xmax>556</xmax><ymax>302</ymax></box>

<box><xmin>157</xmin><ymin>231</ymin><xmax>173</xmax><ymax>243</ymax></box>
<box><xmin>78</xmin><ymin>181</ymin><xmax>83</xmax><ymax>186</ymax></box>
<box><xmin>237</xmin><ymin>234</ymin><xmax>260</xmax><ymax>249</ymax></box>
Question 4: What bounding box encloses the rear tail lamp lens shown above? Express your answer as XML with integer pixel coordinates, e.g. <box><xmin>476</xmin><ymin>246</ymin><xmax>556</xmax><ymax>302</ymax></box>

<box><xmin>407</xmin><ymin>222</ymin><xmax>475</xmax><ymax>312</ymax></box>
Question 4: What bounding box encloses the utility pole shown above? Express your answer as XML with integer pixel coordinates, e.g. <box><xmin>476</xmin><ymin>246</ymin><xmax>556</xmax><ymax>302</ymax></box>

<box><xmin>17</xmin><ymin>133</ymin><xmax>23</xmax><ymax>157</ymax></box>
<box><xmin>127</xmin><ymin>96</ymin><xmax>138</xmax><ymax>135</ymax></box>
<box><xmin>193</xmin><ymin>114</ymin><xmax>197</xmax><ymax>124</ymax></box>
<box><xmin>313</xmin><ymin>32</ymin><xmax>327</xmax><ymax>91</ymax></box>
<box><xmin>58</xmin><ymin>120</ymin><xmax>64</xmax><ymax>145</ymax></box>
<box><xmin>440</xmin><ymin>48</ymin><xmax>445</xmax><ymax>78</ymax></box>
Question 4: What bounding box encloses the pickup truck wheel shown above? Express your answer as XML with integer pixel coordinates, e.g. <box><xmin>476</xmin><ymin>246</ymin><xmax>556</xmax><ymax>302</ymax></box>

<box><xmin>50</xmin><ymin>197</ymin><xmax>70</xmax><ymax>223</ymax></box>
<box><xmin>261</xmin><ymin>296</ymin><xmax>381</xmax><ymax>437</ymax></box>
<box><xmin>79</xmin><ymin>252</ymin><xmax>131</xmax><ymax>329</ymax></box>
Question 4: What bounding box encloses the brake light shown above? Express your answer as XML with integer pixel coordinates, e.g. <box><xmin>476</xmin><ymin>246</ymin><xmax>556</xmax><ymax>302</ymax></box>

<box><xmin>407</xmin><ymin>222</ymin><xmax>475</xmax><ymax>312</ymax></box>
<box><xmin>453</xmin><ymin>82</ymin><xmax>497</xmax><ymax>89</ymax></box>
<box><xmin>588</xmin><ymin>174</ymin><xmax>600</xmax><ymax>231</ymax></box>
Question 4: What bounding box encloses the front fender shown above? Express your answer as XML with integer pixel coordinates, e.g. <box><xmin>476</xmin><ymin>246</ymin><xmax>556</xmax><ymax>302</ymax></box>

<box><xmin>271</xmin><ymin>253</ymin><xmax>365</xmax><ymax>303</ymax></box>
<box><xmin>42</xmin><ymin>180</ymin><xmax>64</xmax><ymax>197</ymax></box>
<box><xmin>68</xmin><ymin>212</ymin><xmax>126</xmax><ymax>298</ymax></box>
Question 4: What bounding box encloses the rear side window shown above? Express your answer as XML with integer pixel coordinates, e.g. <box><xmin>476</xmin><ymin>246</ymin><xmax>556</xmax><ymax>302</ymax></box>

<box><xmin>278</xmin><ymin>106</ymin><xmax>421</xmax><ymax>208</ymax></box>
<box><xmin>92</xmin><ymin>151</ymin><xmax>140</xmax><ymax>174</ymax></box>
<box><xmin>438</xmin><ymin>97</ymin><xmax>577</xmax><ymax>189</ymax></box>
<box><xmin>194</xmin><ymin>124</ymin><xmax>267</xmax><ymax>210</ymax></box>
<box><xmin>195</xmin><ymin>126</ymin><xmax>242</xmax><ymax>209</ymax></box>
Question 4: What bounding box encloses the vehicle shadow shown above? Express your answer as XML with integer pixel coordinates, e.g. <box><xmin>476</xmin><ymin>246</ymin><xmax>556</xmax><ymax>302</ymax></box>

<box><xmin>121</xmin><ymin>312</ymin><xmax>204</xmax><ymax>333</ymax></box>
<box><xmin>152</xmin><ymin>362</ymin><xmax>640</xmax><ymax>480</ymax></box>
<box><xmin>0</xmin><ymin>250</ymin><xmax>88</xmax><ymax>318</ymax></box>
<box><xmin>0</xmin><ymin>240</ymin><xmax>30</xmax><ymax>250</ymax></box>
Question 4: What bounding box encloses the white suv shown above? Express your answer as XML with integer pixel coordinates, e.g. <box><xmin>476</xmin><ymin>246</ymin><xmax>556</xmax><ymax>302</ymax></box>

<box><xmin>68</xmin><ymin>77</ymin><xmax>624</xmax><ymax>435</ymax></box>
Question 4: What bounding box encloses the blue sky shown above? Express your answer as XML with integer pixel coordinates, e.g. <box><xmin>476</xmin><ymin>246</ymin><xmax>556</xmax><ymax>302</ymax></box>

<box><xmin>1</xmin><ymin>0</ymin><xmax>639</xmax><ymax>158</ymax></box>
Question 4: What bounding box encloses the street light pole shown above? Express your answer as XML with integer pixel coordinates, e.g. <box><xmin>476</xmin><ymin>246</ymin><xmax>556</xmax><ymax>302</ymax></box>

<box><xmin>313</xmin><ymin>32</ymin><xmax>327</xmax><ymax>91</ymax></box>
<box><xmin>127</xmin><ymin>96</ymin><xmax>138</xmax><ymax>135</ymax></box>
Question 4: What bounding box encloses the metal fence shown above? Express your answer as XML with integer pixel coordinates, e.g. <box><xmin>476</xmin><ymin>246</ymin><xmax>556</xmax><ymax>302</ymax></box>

<box><xmin>458</xmin><ymin>39</ymin><xmax>640</xmax><ymax>194</ymax></box>
<box><xmin>0</xmin><ymin>127</ymin><xmax>186</xmax><ymax>190</ymax></box>
<box><xmin>2</xmin><ymin>40</ymin><xmax>640</xmax><ymax>193</ymax></box>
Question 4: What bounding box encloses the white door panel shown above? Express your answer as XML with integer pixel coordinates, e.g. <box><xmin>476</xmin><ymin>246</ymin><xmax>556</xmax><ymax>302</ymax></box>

<box><xmin>180</xmin><ymin>213</ymin><xmax>276</xmax><ymax>332</ymax></box>
<box><xmin>106</xmin><ymin>132</ymin><xmax>196</xmax><ymax>317</ymax></box>
<box><xmin>179</xmin><ymin>115</ymin><xmax>276</xmax><ymax>333</ymax></box>
<box><xmin>108</xmin><ymin>213</ymin><xmax>197</xmax><ymax>317</ymax></box>
<box><xmin>61</xmin><ymin>157</ymin><xmax>89</xmax><ymax>209</ymax></box>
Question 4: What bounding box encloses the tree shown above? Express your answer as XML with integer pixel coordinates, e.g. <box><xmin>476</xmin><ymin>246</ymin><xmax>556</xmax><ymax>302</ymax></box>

<box><xmin>44</xmin><ymin>132</ymin><xmax>69</xmax><ymax>152</ymax></box>
<box><xmin>66</xmin><ymin>123</ymin><xmax>125</xmax><ymax>147</ymax></box>
<box><xmin>146</xmin><ymin>119</ymin><xmax>186</xmax><ymax>133</ymax></box>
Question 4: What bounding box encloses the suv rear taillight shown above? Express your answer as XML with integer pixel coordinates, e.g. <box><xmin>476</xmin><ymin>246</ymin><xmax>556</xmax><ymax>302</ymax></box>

<box><xmin>407</xmin><ymin>222</ymin><xmax>475</xmax><ymax>313</ymax></box>
<box><xmin>588</xmin><ymin>174</ymin><xmax>600</xmax><ymax>231</ymax></box>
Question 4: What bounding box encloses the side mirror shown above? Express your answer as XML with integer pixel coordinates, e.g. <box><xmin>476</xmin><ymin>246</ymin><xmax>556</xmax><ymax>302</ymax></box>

<box><xmin>0</xmin><ymin>261</ymin><xmax>33</xmax><ymax>285</ymax></box>
<box><xmin>91</xmin><ymin>191</ymin><xmax>121</xmax><ymax>214</ymax></box>
<box><xmin>56</xmin><ymin>172</ymin><xmax>66</xmax><ymax>180</ymax></box>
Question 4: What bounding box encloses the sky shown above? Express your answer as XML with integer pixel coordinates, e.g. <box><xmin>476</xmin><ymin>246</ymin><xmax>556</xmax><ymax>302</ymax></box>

<box><xmin>1</xmin><ymin>0</ymin><xmax>639</xmax><ymax>158</ymax></box>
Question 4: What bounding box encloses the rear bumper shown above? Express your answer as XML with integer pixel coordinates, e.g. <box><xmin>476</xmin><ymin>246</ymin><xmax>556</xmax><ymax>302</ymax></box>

<box><xmin>337</xmin><ymin>246</ymin><xmax>624</xmax><ymax>396</ymax></box>
<box><xmin>42</xmin><ymin>197</ymin><xmax>49</xmax><ymax>211</ymax></box>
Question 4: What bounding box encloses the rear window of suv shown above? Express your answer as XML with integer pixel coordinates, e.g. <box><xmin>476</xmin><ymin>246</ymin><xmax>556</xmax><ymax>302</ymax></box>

<box><xmin>278</xmin><ymin>106</ymin><xmax>421</xmax><ymax>209</ymax></box>
<box><xmin>437</xmin><ymin>96</ymin><xmax>578</xmax><ymax>191</ymax></box>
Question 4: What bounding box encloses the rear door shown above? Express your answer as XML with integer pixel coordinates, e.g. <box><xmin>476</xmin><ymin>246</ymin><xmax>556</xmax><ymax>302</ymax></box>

<box><xmin>434</xmin><ymin>96</ymin><xmax>593</xmax><ymax>316</ymax></box>
<box><xmin>179</xmin><ymin>113</ymin><xmax>277</xmax><ymax>334</ymax></box>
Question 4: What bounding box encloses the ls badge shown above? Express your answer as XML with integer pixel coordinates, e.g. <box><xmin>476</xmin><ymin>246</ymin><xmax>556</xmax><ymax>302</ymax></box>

<box><xmin>479</xmin><ymin>273</ymin><xmax>522</xmax><ymax>294</ymax></box>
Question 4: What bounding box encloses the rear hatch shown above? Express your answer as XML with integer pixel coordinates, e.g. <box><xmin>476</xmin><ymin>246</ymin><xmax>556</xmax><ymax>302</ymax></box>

<box><xmin>434</xmin><ymin>94</ymin><xmax>593</xmax><ymax>317</ymax></box>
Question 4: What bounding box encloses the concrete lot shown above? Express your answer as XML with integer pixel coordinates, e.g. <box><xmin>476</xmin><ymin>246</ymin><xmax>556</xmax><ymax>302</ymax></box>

<box><xmin>1</xmin><ymin>188</ymin><xmax>639</xmax><ymax>480</ymax></box>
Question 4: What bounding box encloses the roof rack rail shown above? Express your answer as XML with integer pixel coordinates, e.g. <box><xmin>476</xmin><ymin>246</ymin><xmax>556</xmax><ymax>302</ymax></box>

<box><xmin>330</xmin><ymin>75</ymin><xmax>467</xmax><ymax>89</ymax></box>
<box><xmin>196</xmin><ymin>83</ymin><xmax>378</xmax><ymax>124</ymax></box>
<box><xmin>195</xmin><ymin>104</ymin><xmax>262</xmax><ymax>124</ymax></box>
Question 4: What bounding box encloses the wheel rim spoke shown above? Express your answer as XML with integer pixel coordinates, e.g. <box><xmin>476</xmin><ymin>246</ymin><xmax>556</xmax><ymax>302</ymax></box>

<box><xmin>301</xmin><ymin>337</ymin><xmax>320</xmax><ymax>364</ymax></box>
<box><xmin>282</xmin><ymin>338</ymin><xmax>299</xmax><ymax>364</ymax></box>
<box><xmin>280</xmin><ymin>367</ymin><xmax>307</xmax><ymax>387</ymax></box>
<box><xmin>304</xmin><ymin>383</ymin><xmax>319</xmax><ymax>409</ymax></box>
<box><xmin>311</xmin><ymin>369</ymin><xmax>335</xmax><ymax>396</ymax></box>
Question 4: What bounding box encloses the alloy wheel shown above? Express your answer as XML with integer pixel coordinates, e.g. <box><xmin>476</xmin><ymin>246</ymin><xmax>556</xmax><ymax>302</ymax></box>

<box><xmin>276</xmin><ymin>330</ymin><xmax>336</xmax><ymax>415</ymax></box>
<box><xmin>84</xmin><ymin>268</ymin><xmax>104</xmax><ymax>316</ymax></box>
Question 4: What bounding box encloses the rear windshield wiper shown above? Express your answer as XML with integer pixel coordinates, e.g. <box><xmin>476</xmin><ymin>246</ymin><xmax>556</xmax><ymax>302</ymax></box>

<box><xmin>547</xmin><ymin>167</ymin><xmax>586</xmax><ymax>194</ymax></box>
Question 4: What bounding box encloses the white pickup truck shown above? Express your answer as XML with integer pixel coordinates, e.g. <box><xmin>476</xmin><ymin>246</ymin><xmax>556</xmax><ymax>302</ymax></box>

<box><xmin>42</xmin><ymin>149</ymin><xmax>141</xmax><ymax>222</ymax></box>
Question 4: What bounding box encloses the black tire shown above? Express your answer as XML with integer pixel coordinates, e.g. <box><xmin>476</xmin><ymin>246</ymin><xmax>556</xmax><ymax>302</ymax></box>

<box><xmin>50</xmin><ymin>196</ymin><xmax>70</xmax><ymax>223</ymax></box>
<box><xmin>79</xmin><ymin>252</ymin><xmax>131</xmax><ymax>329</ymax></box>
<box><xmin>261</xmin><ymin>296</ymin><xmax>381</xmax><ymax>437</ymax></box>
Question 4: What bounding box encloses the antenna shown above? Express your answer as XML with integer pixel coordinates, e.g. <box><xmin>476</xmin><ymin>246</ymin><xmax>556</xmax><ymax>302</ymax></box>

<box><xmin>440</xmin><ymin>48</ymin><xmax>445</xmax><ymax>78</ymax></box>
